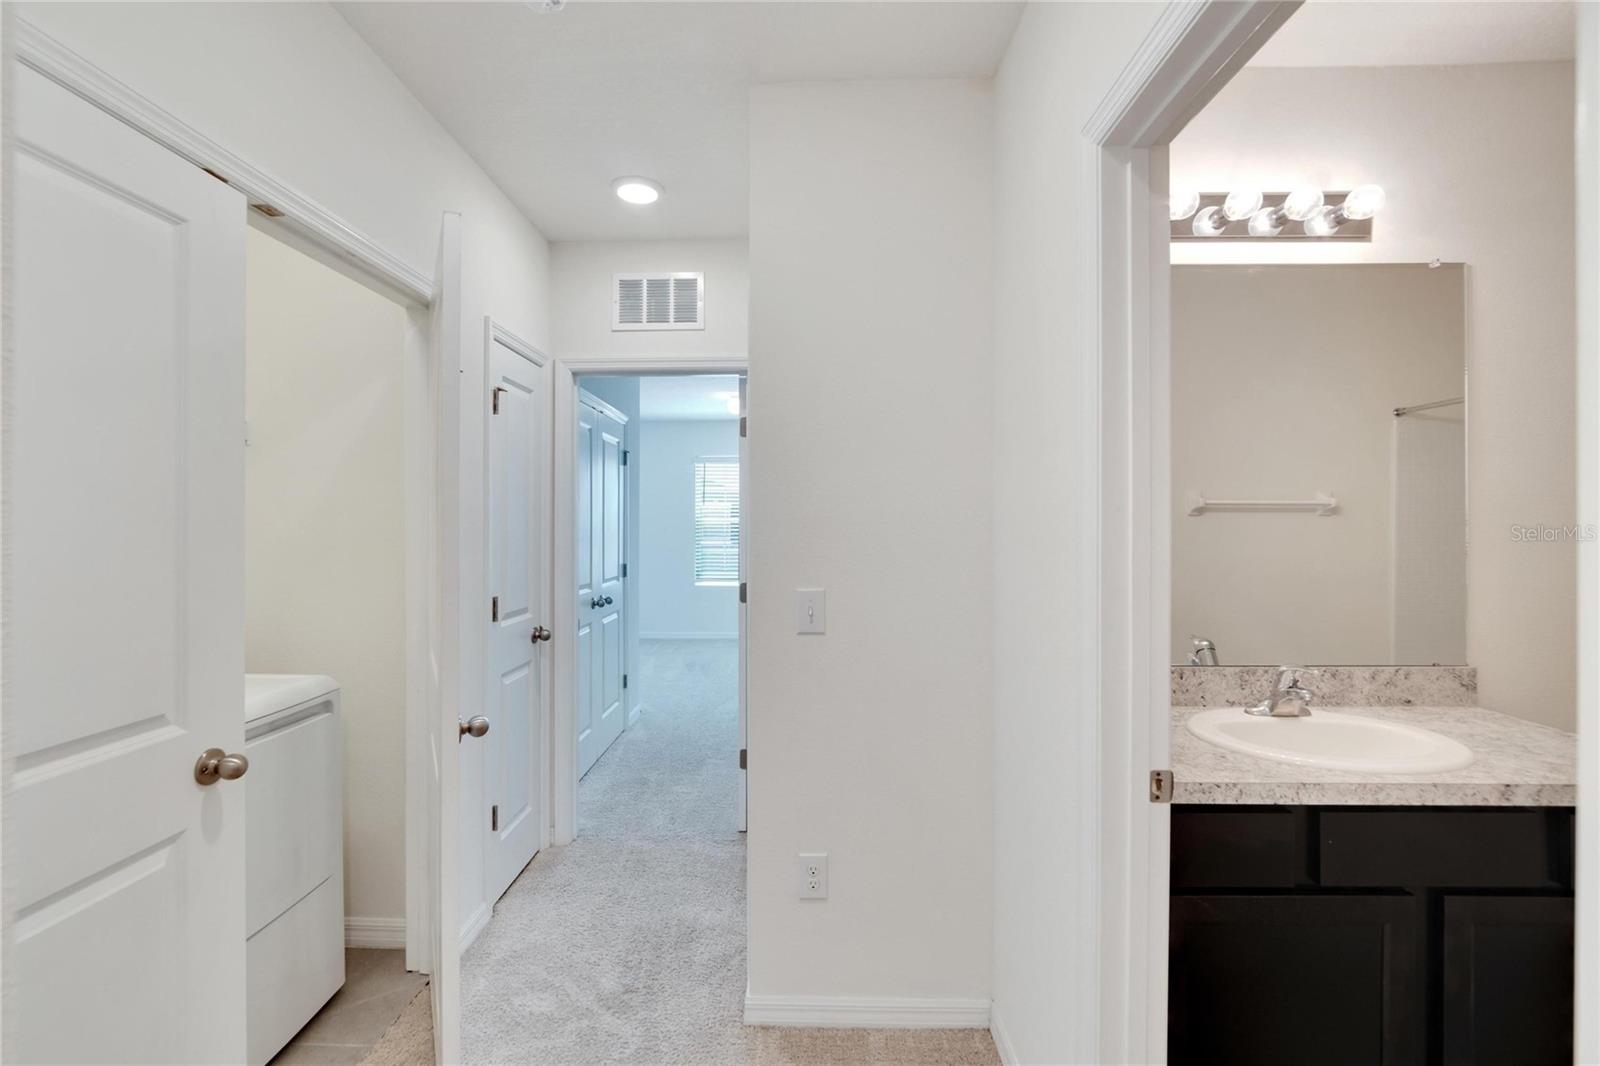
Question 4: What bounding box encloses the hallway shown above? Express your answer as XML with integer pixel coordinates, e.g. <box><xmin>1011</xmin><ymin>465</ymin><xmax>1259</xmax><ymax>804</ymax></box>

<box><xmin>460</xmin><ymin>640</ymin><xmax>999</xmax><ymax>1064</ymax></box>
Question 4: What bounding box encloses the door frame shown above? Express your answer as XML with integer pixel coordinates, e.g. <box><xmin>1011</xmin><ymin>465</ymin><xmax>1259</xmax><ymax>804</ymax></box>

<box><xmin>9</xmin><ymin>16</ymin><xmax>453</xmax><ymax>977</ymax></box>
<box><xmin>1086</xmin><ymin>3</ymin><xmax>1600</xmax><ymax>1062</ymax></box>
<box><xmin>550</xmin><ymin>355</ymin><xmax>747</xmax><ymax>845</ymax></box>
<box><xmin>1079</xmin><ymin>3</ymin><xmax>1301</xmax><ymax>1061</ymax></box>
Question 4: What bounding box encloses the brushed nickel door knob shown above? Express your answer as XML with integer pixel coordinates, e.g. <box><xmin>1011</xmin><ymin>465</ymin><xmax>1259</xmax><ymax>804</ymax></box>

<box><xmin>194</xmin><ymin>748</ymin><xmax>249</xmax><ymax>786</ymax></box>
<box><xmin>458</xmin><ymin>716</ymin><xmax>490</xmax><ymax>741</ymax></box>
<box><xmin>531</xmin><ymin>626</ymin><xmax>553</xmax><ymax>643</ymax></box>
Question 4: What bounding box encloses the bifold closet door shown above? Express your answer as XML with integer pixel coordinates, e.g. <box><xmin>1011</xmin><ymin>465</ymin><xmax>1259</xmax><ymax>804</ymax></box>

<box><xmin>5</xmin><ymin>63</ymin><xmax>248</xmax><ymax>1063</ymax></box>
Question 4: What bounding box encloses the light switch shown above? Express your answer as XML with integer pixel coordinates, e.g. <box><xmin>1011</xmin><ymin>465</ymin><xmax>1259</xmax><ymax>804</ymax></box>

<box><xmin>795</xmin><ymin>588</ymin><xmax>826</xmax><ymax>634</ymax></box>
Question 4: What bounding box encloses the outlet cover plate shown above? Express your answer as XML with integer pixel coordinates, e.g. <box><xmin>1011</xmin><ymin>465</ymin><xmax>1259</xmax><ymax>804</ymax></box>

<box><xmin>798</xmin><ymin>852</ymin><xmax>828</xmax><ymax>899</ymax></box>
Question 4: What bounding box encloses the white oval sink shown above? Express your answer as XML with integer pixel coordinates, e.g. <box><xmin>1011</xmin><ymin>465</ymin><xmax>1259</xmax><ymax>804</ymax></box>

<box><xmin>1186</xmin><ymin>708</ymin><xmax>1475</xmax><ymax>774</ymax></box>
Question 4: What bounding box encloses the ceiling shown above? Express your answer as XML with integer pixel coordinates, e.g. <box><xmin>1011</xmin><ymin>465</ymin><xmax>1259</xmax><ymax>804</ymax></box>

<box><xmin>337</xmin><ymin>2</ymin><xmax>1023</xmax><ymax>242</ymax></box>
<box><xmin>1249</xmin><ymin>1</ymin><xmax>1576</xmax><ymax>68</ymax></box>
<box><xmin>639</xmin><ymin>375</ymin><xmax>742</xmax><ymax>420</ymax></box>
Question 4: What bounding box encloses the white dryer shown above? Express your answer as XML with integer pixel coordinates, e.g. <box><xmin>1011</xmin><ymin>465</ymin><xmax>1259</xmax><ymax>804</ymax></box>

<box><xmin>244</xmin><ymin>674</ymin><xmax>345</xmax><ymax>1066</ymax></box>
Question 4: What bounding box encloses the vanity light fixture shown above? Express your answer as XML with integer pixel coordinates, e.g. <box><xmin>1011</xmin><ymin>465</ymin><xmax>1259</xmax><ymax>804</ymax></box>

<box><xmin>1172</xmin><ymin>186</ymin><xmax>1383</xmax><ymax>241</ymax></box>
<box><xmin>1170</xmin><ymin>189</ymin><xmax>1201</xmax><ymax>221</ymax></box>
<box><xmin>613</xmin><ymin>177</ymin><xmax>662</xmax><ymax>205</ymax></box>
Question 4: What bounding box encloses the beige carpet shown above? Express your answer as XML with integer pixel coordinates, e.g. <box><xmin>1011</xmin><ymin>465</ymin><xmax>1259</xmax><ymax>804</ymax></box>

<box><xmin>438</xmin><ymin>641</ymin><xmax>996</xmax><ymax>1065</ymax></box>
<box><xmin>360</xmin><ymin>987</ymin><xmax>433</xmax><ymax>1066</ymax></box>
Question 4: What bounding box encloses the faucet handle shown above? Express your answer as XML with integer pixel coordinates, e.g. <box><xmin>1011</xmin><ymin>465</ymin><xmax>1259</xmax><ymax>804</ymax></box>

<box><xmin>1275</xmin><ymin>665</ymin><xmax>1320</xmax><ymax>689</ymax></box>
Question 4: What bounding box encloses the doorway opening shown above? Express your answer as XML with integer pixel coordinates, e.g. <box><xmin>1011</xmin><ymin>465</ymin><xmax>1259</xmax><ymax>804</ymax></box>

<box><xmin>460</xmin><ymin>370</ymin><xmax>748</xmax><ymax>1063</ymax></box>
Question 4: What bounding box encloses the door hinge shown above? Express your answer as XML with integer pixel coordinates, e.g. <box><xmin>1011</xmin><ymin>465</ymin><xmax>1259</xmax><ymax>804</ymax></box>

<box><xmin>739</xmin><ymin>748</ymin><xmax>747</xmax><ymax>770</ymax></box>
<box><xmin>491</xmin><ymin>804</ymin><xmax>499</xmax><ymax>832</ymax></box>
<box><xmin>492</xmin><ymin>385</ymin><xmax>506</xmax><ymax>414</ymax></box>
<box><xmin>739</xmin><ymin>582</ymin><xmax>747</xmax><ymax>604</ymax></box>
<box><xmin>491</xmin><ymin>596</ymin><xmax>499</xmax><ymax>622</ymax></box>
<box><xmin>621</xmin><ymin>449</ymin><xmax>630</xmax><ymax>466</ymax></box>
<box><xmin>621</xmin><ymin>562</ymin><xmax>628</xmax><ymax>578</ymax></box>
<box><xmin>622</xmin><ymin>673</ymin><xmax>629</xmax><ymax>689</ymax></box>
<box><xmin>739</xmin><ymin>416</ymin><xmax>747</xmax><ymax>438</ymax></box>
<box><xmin>1149</xmin><ymin>769</ymin><xmax>1174</xmax><ymax>804</ymax></box>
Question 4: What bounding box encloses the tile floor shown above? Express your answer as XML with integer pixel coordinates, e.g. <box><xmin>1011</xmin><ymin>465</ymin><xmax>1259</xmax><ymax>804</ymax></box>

<box><xmin>269</xmin><ymin>948</ymin><xmax>428</xmax><ymax>1065</ymax></box>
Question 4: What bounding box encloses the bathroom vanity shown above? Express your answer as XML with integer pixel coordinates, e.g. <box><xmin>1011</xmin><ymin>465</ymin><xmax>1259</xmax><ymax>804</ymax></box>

<box><xmin>1169</xmin><ymin>701</ymin><xmax>1576</xmax><ymax>1066</ymax></box>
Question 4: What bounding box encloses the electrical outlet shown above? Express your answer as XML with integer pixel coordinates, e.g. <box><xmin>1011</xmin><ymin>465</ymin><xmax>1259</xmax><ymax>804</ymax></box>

<box><xmin>798</xmin><ymin>852</ymin><xmax>828</xmax><ymax>899</ymax></box>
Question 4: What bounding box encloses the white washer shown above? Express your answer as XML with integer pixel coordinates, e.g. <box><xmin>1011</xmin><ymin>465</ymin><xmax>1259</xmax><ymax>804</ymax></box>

<box><xmin>244</xmin><ymin>674</ymin><xmax>345</xmax><ymax>1066</ymax></box>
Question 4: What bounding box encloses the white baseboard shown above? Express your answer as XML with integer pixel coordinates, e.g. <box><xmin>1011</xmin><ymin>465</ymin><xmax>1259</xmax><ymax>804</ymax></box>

<box><xmin>345</xmin><ymin>916</ymin><xmax>406</xmax><ymax>950</ymax></box>
<box><xmin>640</xmin><ymin>631</ymin><xmax>738</xmax><ymax>641</ymax></box>
<box><xmin>989</xmin><ymin>1004</ymin><xmax>1018</xmax><ymax>1065</ymax></box>
<box><xmin>459</xmin><ymin>901</ymin><xmax>491</xmax><ymax>953</ymax></box>
<box><xmin>743</xmin><ymin>994</ymin><xmax>991</xmax><ymax>1029</ymax></box>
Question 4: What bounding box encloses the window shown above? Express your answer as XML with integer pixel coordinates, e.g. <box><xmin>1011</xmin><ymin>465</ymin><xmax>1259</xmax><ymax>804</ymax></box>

<box><xmin>693</xmin><ymin>457</ymin><xmax>740</xmax><ymax>585</ymax></box>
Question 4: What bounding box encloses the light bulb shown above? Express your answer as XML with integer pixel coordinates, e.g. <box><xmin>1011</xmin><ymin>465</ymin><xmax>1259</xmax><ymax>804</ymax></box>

<box><xmin>1340</xmin><ymin>183</ymin><xmax>1385</xmax><ymax>220</ymax></box>
<box><xmin>1191</xmin><ymin>206</ymin><xmax>1228</xmax><ymax>237</ymax></box>
<box><xmin>1282</xmin><ymin>187</ymin><xmax>1324</xmax><ymax>222</ymax></box>
<box><xmin>612</xmin><ymin>177</ymin><xmax>662</xmax><ymax>205</ymax></box>
<box><xmin>1169</xmin><ymin>190</ymin><xmax>1201</xmax><ymax>221</ymax></box>
<box><xmin>1222</xmin><ymin>189</ymin><xmax>1263</xmax><ymax>221</ymax></box>
<box><xmin>1302</xmin><ymin>205</ymin><xmax>1340</xmax><ymax>237</ymax></box>
<box><xmin>1247</xmin><ymin>207</ymin><xmax>1284</xmax><ymax>237</ymax></box>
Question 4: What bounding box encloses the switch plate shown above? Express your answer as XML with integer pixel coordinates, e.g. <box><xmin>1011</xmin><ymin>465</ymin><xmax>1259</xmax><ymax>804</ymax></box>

<box><xmin>798</xmin><ymin>852</ymin><xmax>828</xmax><ymax>899</ymax></box>
<box><xmin>795</xmin><ymin>588</ymin><xmax>826</xmax><ymax>634</ymax></box>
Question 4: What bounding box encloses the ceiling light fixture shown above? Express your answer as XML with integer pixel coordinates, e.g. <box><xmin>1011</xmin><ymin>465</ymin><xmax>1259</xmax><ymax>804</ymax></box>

<box><xmin>1172</xmin><ymin>186</ymin><xmax>1384</xmax><ymax>240</ymax></box>
<box><xmin>612</xmin><ymin>177</ymin><xmax>662</xmax><ymax>205</ymax></box>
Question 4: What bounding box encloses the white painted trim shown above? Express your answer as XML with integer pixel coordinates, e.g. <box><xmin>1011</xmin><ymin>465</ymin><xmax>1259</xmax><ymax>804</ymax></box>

<box><xmin>988</xmin><ymin>1005</ymin><xmax>1019</xmax><ymax>1066</ymax></box>
<box><xmin>1079</xmin><ymin>5</ymin><xmax>1300</xmax><ymax>1063</ymax></box>
<box><xmin>742</xmin><ymin>994</ymin><xmax>990</xmax><ymax>1030</ymax></box>
<box><xmin>640</xmin><ymin>631</ymin><xmax>739</xmax><ymax>641</ymax></box>
<box><xmin>551</xmin><ymin>356</ymin><xmax>748</xmax><ymax>845</ymax></box>
<box><xmin>10</xmin><ymin>17</ymin><xmax>433</xmax><ymax>305</ymax></box>
<box><xmin>458</xmin><ymin>902</ymin><xmax>491</xmax><ymax>954</ymax></box>
<box><xmin>1575</xmin><ymin>6</ymin><xmax>1599</xmax><ymax>1062</ymax></box>
<box><xmin>403</xmin><ymin>306</ymin><xmax>434</xmax><ymax>974</ymax></box>
<box><xmin>345</xmin><ymin>917</ymin><xmax>408</xmax><ymax>951</ymax></box>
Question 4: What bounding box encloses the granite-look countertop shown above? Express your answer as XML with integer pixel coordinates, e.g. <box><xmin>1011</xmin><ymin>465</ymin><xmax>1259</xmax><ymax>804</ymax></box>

<box><xmin>1172</xmin><ymin>704</ymin><xmax>1575</xmax><ymax>806</ymax></box>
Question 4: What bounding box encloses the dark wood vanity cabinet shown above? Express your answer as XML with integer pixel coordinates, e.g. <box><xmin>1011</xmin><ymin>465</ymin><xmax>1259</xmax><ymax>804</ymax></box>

<box><xmin>1169</xmin><ymin>806</ymin><xmax>1574</xmax><ymax>1066</ymax></box>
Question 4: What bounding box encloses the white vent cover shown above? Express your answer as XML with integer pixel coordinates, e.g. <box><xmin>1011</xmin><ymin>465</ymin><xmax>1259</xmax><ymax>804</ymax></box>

<box><xmin>613</xmin><ymin>272</ymin><xmax>704</xmax><ymax>331</ymax></box>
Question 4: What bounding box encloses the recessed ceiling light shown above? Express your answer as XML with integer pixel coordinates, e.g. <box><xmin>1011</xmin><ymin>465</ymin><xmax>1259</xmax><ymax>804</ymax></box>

<box><xmin>613</xmin><ymin>177</ymin><xmax>661</xmax><ymax>205</ymax></box>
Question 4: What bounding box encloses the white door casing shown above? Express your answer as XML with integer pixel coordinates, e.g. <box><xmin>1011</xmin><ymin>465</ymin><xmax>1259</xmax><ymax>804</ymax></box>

<box><xmin>484</xmin><ymin>323</ymin><xmax>550</xmax><ymax>902</ymax></box>
<box><xmin>4</xmin><ymin>64</ymin><xmax>247</xmax><ymax>1064</ymax></box>
<box><xmin>576</xmin><ymin>392</ymin><xmax>628</xmax><ymax>778</ymax></box>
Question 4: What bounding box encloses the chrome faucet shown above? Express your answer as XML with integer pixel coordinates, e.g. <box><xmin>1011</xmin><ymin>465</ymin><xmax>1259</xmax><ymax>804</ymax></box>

<box><xmin>1189</xmin><ymin>637</ymin><xmax>1220</xmax><ymax>667</ymax></box>
<box><xmin>1247</xmin><ymin>666</ymin><xmax>1317</xmax><ymax>717</ymax></box>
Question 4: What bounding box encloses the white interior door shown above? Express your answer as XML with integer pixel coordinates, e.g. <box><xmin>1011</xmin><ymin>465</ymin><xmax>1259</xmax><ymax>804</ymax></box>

<box><xmin>426</xmin><ymin>213</ymin><xmax>464</xmax><ymax>1066</ymax></box>
<box><xmin>737</xmin><ymin>377</ymin><xmax>749</xmax><ymax>832</ymax></box>
<box><xmin>576</xmin><ymin>392</ymin><xmax>628</xmax><ymax>778</ymax></box>
<box><xmin>484</xmin><ymin>331</ymin><xmax>549</xmax><ymax>902</ymax></box>
<box><xmin>3</xmin><ymin>64</ymin><xmax>247</xmax><ymax>1064</ymax></box>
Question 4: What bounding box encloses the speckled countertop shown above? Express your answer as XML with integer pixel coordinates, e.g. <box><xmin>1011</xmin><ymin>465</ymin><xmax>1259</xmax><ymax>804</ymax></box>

<box><xmin>1172</xmin><ymin>704</ymin><xmax>1576</xmax><ymax>806</ymax></box>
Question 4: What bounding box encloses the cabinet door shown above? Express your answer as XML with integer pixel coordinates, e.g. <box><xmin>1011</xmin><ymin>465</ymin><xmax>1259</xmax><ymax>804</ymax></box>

<box><xmin>1170</xmin><ymin>895</ymin><xmax>1422</xmax><ymax>1066</ymax></box>
<box><xmin>1441</xmin><ymin>895</ymin><xmax>1573</xmax><ymax>1066</ymax></box>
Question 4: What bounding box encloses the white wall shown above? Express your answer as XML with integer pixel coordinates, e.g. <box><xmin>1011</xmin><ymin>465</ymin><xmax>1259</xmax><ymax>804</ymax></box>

<box><xmin>245</xmin><ymin>227</ymin><xmax>409</xmax><ymax>930</ymax></box>
<box><xmin>1172</xmin><ymin>62</ymin><xmax>1577</xmax><ymax>729</ymax></box>
<box><xmin>15</xmin><ymin>1</ymin><xmax>555</xmax><ymax>936</ymax></box>
<box><xmin>990</xmin><ymin>3</ymin><xmax>1167</xmax><ymax>1062</ymax></box>
<box><xmin>639</xmin><ymin>419</ymin><xmax>740</xmax><ymax>639</ymax></box>
<box><xmin>747</xmin><ymin>79</ymin><xmax>994</xmax><ymax>1010</ymax></box>
<box><xmin>552</xmin><ymin>239</ymin><xmax>748</xmax><ymax>359</ymax></box>
<box><xmin>1171</xmin><ymin>264</ymin><xmax>1466</xmax><ymax>666</ymax></box>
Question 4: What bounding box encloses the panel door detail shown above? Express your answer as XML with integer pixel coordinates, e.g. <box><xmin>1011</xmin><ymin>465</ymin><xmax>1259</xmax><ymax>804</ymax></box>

<box><xmin>5</xmin><ymin>65</ymin><xmax>248</xmax><ymax>1064</ymax></box>
<box><xmin>576</xmin><ymin>393</ymin><xmax>627</xmax><ymax>778</ymax></box>
<box><xmin>485</xmin><ymin>336</ymin><xmax>548</xmax><ymax>902</ymax></box>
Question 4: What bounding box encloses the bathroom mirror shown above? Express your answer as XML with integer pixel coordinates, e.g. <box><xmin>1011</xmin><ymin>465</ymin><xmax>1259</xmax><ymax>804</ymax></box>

<box><xmin>1171</xmin><ymin>263</ymin><xmax>1466</xmax><ymax>666</ymax></box>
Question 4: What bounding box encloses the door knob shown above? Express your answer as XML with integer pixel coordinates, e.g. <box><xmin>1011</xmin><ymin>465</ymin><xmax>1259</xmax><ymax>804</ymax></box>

<box><xmin>590</xmin><ymin>597</ymin><xmax>602</xmax><ymax>609</ymax></box>
<box><xmin>458</xmin><ymin>716</ymin><xmax>490</xmax><ymax>741</ymax></box>
<box><xmin>531</xmin><ymin>626</ymin><xmax>553</xmax><ymax>643</ymax></box>
<box><xmin>603</xmin><ymin>596</ymin><xmax>614</xmax><ymax>606</ymax></box>
<box><xmin>194</xmin><ymin>748</ymin><xmax>249</xmax><ymax>786</ymax></box>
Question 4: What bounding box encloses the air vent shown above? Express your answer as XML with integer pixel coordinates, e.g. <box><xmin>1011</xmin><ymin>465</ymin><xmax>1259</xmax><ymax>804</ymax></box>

<box><xmin>613</xmin><ymin>272</ymin><xmax>703</xmax><ymax>331</ymax></box>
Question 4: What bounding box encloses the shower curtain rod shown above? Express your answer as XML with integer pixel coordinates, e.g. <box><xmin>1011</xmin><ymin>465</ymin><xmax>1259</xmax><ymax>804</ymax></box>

<box><xmin>1393</xmin><ymin>396</ymin><xmax>1464</xmax><ymax>417</ymax></box>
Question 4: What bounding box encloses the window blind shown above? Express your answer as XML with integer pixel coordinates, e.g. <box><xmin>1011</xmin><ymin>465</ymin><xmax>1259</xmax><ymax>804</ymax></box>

<box><xmin>693</xmin><ymin>457</ymin><xmax>740</xmax><ymax>585</ymax></box>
